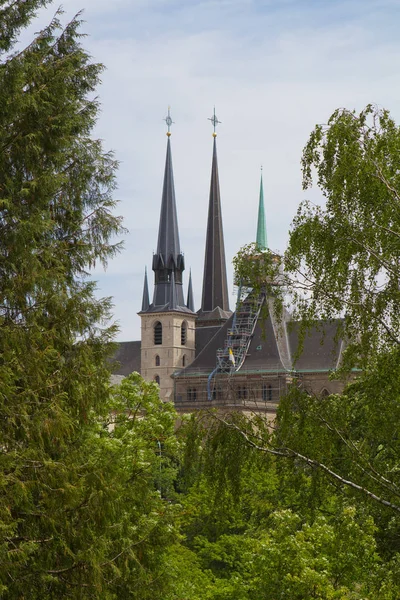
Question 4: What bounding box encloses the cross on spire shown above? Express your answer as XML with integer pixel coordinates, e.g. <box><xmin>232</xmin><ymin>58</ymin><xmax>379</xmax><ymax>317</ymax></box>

<box><xmin>164</xmin><ymin>106</ymin><xmax>174</xmax><ymax>137</ymax></box>
<box><xmin>208</xmin><ymin>107</ymin><xmax>221</xmax><ymax>137</ymax></box>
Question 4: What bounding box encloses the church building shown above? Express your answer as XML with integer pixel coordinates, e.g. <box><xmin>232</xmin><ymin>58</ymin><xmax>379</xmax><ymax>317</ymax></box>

<box><xmin>113</xmin><ymin>111</ymin><xmax>347</xmax><ymax>416</ymax></box>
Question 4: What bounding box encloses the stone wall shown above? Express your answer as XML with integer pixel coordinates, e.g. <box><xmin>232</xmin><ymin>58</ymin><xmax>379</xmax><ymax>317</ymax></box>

<box><xmin>140</xmin><ymin>311</ymin><xmax>196</xmax><ymax>401</ymax></box>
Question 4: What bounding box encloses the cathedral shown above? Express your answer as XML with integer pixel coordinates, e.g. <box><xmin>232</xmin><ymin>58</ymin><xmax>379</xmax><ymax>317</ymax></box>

<box><xmin>113</xmin><ymin>113</ymin><xmax>346</xmax><ymax>417</ymax></box>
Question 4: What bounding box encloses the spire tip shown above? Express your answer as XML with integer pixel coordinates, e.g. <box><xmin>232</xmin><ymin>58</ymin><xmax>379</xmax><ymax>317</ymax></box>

<box><xmin>164</xmin><ymin>107</ymin><xmax>174</xmax><ymax>136</ymax></box>
<box><xmin>208</xmin><ymin>107</ymin><xmax>221</xmax><ymax>135</ymax></box>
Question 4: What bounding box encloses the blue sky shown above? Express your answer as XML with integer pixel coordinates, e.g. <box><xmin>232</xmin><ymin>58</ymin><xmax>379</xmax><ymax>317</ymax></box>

<box><xmin>24</xmin><ymin>0</ymin><xmax>400</xmax><ymax>340</ymax></box>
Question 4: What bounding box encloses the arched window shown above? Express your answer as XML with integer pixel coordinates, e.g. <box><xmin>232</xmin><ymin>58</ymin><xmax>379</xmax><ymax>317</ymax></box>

<box><xmin>262</xmin><ymin>383</ymin><xmax>267</xmax><ymax>401</ymax></box>
<box><xmin>181</xmin><ymin>321</ymin><xmax>187</xmax><ymax>346</ymax></box>
<box><xmin>154</xmin><ymin>375</ymin><xmax>160</xmax><ymax>385</ymax></box>
<box><xmin>262</xmin><ymin>384</ymin><xmax>273</xmax><ymax>402</ymax></box>
<box><xmin>187</xmin><ymin>388</ymin><xmax>197</xmax><ymax>402</ymax></box>
<box><xmin>182</xmin><ymin>354</ymin><xmax>186</xmax><ymax>367</ymax></box>
<box><xmin>155</xmin><ymin>355</ymin><xmax>160</xmax><ymax>366</ymax></box>
<box><xmin>154</xmin><ymin>321</ymin><xmax>162</xmax><ymax>345</ymax></box>
<box><xmin>321</xmin><ymin>388</ymin><xmax>330</xmax><ymax>398</ymax></box>
<box><xmin>237</xmin><ymin>386</ymin><xmax>248</xmax><ymax>400</ymax></box>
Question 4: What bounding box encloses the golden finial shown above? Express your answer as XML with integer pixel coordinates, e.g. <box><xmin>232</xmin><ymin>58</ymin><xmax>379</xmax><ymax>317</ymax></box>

<box><xmin>208</xmin><ymin>106</ymin><xmax>221</xmax><ymax>137</ymax></box>
<box><xmin>164</xmin><ymin>106</ymin><xmax>174</xmax><ymax>136</ymax></box>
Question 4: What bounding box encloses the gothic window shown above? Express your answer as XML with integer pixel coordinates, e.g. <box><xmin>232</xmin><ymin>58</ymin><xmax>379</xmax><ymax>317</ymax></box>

<box><xmin>181</xmin><ymin>321</ymin><xmax>187</xmax><ymax>346</ymax></box>
<box><xmin>237</xmin><ymin>386</ymin><xmax>248</xmax><ymax>400</ymax></box>
<box><xmin>155</xmin><ymin>355</ymin><xmax>160</xmax><ymax>366</ymax></box>
<box><xmin>321</xmin><ymin>388</ymin><xmax>330</xmax><ymax>398</ymax></box>
<box><xmin>154</xmin><ymin>375</ymin><xmax>160</xmax><ymax>385</ymax></box>
<box><xmin>187</xmin><ymin>387</ymin><xmax>197</xmax><ymax>402</ymax></box>
<box><xmin>182</xmin><ymin>354</ymin><xmax>186</xmax><ymax>367</ymax></box>
<box><xmin>262</xmin><ymin>383</ymin><xmax>273</xmax><ymax>402</ymax></box>
<box><xmin>154</xmin><ymin>321</ymin><xmax>162</xmax><ymax>345</ymax></box>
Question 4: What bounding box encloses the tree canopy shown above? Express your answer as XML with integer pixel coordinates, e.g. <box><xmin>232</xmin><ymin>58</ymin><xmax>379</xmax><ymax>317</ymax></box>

<box><xmin>288</xmin><ymin>104</ymin><xmax>400</xmax><ymax>366</ymax></box>
<box><xmin>235</xmin><ymin>105</ymin><xmax>400</xmax><ymax>368</ymax></box>
<box><xmin>2</xmin><ymin>5</ymin><xmax>400</xmax><ymax>595</ymax></box>
<box><xmin>0</xmin><ymin>5</ymin><xmax>183</xmax><ymax>597</ymax></box>
<box><xmin>228</xmin><ymin>104</ymin><xmax>400</xmax><ymax>597</ymax></box>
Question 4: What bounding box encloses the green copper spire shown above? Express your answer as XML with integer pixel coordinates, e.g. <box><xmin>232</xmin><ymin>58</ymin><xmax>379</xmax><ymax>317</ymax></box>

<box><xmin>256</xmin><ymin>169</ymin><xmax>267</xmax><ymax>250</ymax></box>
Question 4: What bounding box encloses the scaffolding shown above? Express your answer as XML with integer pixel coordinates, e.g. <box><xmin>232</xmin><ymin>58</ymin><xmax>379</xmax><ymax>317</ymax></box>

<box><xmin>207</xmin><ymin>284</ymin><xmax>266</xmax><ymax>400</ymax></box>
<box><xmin>173</xmin><ymin>367</ymin><xmax>292</xmax><ymax>415</ymax></box>
<box><xmin>173</xmin><ymin>264</ymin><xmax>299</xmax><ymax>414</ymax></box>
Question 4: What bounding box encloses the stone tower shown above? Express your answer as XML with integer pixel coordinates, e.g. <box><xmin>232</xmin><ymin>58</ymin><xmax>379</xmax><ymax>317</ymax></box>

<box><xmin>139</xmin><ymin>117</ymin><xmax>196</xmax><ymax>401</ymax></box>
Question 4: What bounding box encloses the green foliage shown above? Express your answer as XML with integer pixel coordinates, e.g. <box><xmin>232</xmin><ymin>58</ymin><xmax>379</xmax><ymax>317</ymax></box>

<box><xmin>275</xmin><ymin>350</ymin><xmax>400</xmax><ymax>553</ymax></box>
<box><xmin>235</xmin><ymin>106</ymin><xmax>400</xmax><ymax>367</ymax></box>
<box><xmin>1</xmin><ymin>369</ymin><xmax>181</xmax><ymax>598</ymax></box>
<box><xmin>287</xmin><ymin>105</ymin><xmax>400</xmax><ymax>366</ymax></box>
<box><xmin>184</xmin><ymin>105</ymin><xmax>400</xmax><ymax>597</ymax></box>
<box><xmin>233</xmin><ymin>243</ymin><xmax>281</xmax><ymax>293</ymax></box>
<box><xmin>0</xmin><ymin>5</ymin><xmax>183</xmax><ymax>597</ymax></box>
<box><xmin>3</xmin><ymin>17</ymin><xmax>400</xmax><ymax>596</ymax></box>
<box><xmin>175</xmin><ymin>413</ymin><xmax>392</xmax><ymax>599</ymax></box>
<box><xmin>0</xmin><ymin>0</ymin><xmax>51</xmax><ymax>52</ymax></box>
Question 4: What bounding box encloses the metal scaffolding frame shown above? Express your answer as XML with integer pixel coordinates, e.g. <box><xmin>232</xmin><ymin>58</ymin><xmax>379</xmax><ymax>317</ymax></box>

<box><xmin>207</xmin><ymin>284</ymin><xmax>266</xmax><ymax>400</ymax></box>
<box><xmin>174</xmin><ymin>367</ymin><xmax>296</xmax><ymax>414</ymax></box>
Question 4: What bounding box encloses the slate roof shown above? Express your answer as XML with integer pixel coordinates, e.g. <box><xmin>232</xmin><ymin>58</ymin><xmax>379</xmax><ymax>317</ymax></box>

<box><xmin>112</xmin><ymin>341</ymin><xmax>141</xmax><ymax>376</ymax></box>
<box><xmin>195</xmin><ymin>324</ymin><xmax>223</xmax><ymax>357</ymax></box>
<box><xmin>156</xmin><ymin>136</ymin><xmax>181</xmax><ymax>268</ymax></box>
<box><xmin>175</xmin><ymin>314</ymin><xmax>344</xmax><ymax>378</ymax></box>
<box><xmin>141</xmin><ymin>135</ymin><xmax>192</xmax><ymax>314</ymax></box>
<box><xmin>198</xmin><ymin>137</ymin><xmax>230</xmax><ymax>320</ymax></box>
<box><xmin>240</xmin><ymin>315</ymin><xmax>289</xmax><ymax>372</ymax></box>
<box><xmin>288</xmin><ymin>320</ymin><xmax>343</xmax><ymax>371</ymax></box>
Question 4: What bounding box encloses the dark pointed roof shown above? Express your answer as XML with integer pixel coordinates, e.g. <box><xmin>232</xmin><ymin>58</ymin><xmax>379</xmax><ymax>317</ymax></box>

<box><xmin>141</xmin><ymin>268</ymin><xmax>150</xmax><ymax>311</ymax></box>
<box><xmin>187</xmin><ymin>269</ymin><xmax>195</xmax><ymax>312</ymax></box>
<box><xmin>197</xmin><ymin>136</ymin><xmax>231</xmax><ymax>324</ymax></box>
<box><xmin>156</xmin><ymin>137</ymin><xmax>181</xmax><ymax>264</ymax></box>
<box><xmin>140</xmin><ymin>135</ymin><xmax>194</xmax><ymax>316</ymax></box>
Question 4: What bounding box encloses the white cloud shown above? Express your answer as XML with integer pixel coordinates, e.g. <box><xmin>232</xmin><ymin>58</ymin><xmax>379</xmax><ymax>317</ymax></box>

<box><xmin>13</xmin><ymin>0</ymin><xmax>400</xmax><ymax>340</ymax></box>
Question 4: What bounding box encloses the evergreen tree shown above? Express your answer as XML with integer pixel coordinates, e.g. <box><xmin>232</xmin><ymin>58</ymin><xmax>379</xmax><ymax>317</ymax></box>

<box><xmin>0</xmin><ymin>5</ymin><xmax>179</xmax><ymax>597</ymax></box>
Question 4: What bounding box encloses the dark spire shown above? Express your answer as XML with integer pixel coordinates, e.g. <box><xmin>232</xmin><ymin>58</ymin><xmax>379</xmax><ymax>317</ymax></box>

<box><xmin>139</xmin><ymin>113</ymin><xmax>194</xmax><ymax>316</ymax></box>
<box><xmin>198</xmin><ymin>134</ymin><xmax>231</xmax><ymax>325</ymax></box>
<box><xmin>150</xmin><ymin>133</ymin><xmax>186</xmax><ymax>309</ymax></box>
<box><xmin>141</xmin><ymin>267</ymin><xmax>150</xmax><ymax>311</ymax></box>
<box><xmin>156</xmin><ymin>136</ymin><xmax>181</xmax><ymax>268</ymax></box>
<box><xmin>187</xmin><ymin>269</ymin><xmax>195</xmax><ymax>312</ymax></box>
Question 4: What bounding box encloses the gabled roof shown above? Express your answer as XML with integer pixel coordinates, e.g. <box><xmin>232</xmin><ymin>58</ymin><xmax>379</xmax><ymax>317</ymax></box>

<box><xmin>175</xmin><ymin>314</ymin><xmax>344</xmax><ymax>378</ymax></box>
